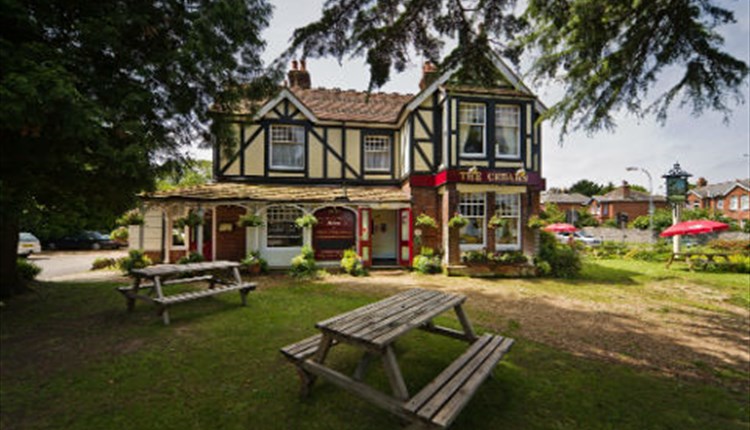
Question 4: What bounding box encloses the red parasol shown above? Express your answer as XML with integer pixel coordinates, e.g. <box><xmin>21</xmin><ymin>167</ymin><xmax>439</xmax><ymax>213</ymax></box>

<box><xmin>543</xmin><ymin>223</ymin><xmax>578</xmax><ymax>233</ymax></box>
<box><xmin>659</xmin><ymin>220</ymin><xmax>729</xmax><ymax>237</ymax></box>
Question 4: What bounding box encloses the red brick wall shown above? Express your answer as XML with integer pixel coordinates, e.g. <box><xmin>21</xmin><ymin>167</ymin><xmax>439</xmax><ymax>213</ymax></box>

<box><xmin>720</xmin><ymin>186</ymin><xmax>750</xmax><ymax>223</ymax></box>
<box><xmin>408</xmin><ymin>184</ymin><xmax>443</xmax><ymax>252</ymax></box>
<box><xmin>214</xmin><ymin>206</ymin><xmax>247</xmax><ymax>261</ymax></box>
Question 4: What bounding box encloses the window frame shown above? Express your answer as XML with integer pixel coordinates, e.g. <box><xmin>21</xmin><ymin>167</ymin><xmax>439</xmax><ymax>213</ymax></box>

<box><xmin>494</xmin><ymin>193</ymin><xmax>522</xmax><ymax>251</ymax></box>
<box><xmin>363</xmin><ymin>134</ymin><xmax>393</xmax><ymax>173</ymax></box>
<box><xmin>265</xmin><ymin>205</ymin><xmax>304</xmax><ymax>249</ymax></box>
<box><xmin>494</xmin><ymin>105</ymin><xmax>521</xmax><ymax>160</ymax></box>
<box><xmin>269</xmin><ymin>124</ymin><xmax>306</xmax><ymax>171</ymax></box>
<box><xmin>717</xmin><ymin>199</ymin><xmax>724</xmax><ymax>210</ymax></box>
<box><xmin>741</xmin><ymin>195</ymin><xmax>749</xmax><ymax>211</ymax></box>
<box><xmin>729</xmin><ymin>196</ymin><xmax>739</xmax><ymax>211</ymax></box>
<box><xmin>458</xmin><ymin>102</ymin><xmax>486</xmax><ymax>158</ymax></box>
<box><xmin>458</xmin><ymin>192</ymin><xmax>486</xmax><ymax>250</ymax></box>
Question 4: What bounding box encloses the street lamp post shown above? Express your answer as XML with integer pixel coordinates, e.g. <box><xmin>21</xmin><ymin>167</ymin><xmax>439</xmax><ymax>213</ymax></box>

<box><xmin>626</xmin><ymin>166</ymin><xmax>654</xmax><ymax>243</ymax></box>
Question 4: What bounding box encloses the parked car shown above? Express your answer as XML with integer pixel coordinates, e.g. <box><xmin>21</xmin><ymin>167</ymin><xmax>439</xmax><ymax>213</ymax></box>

<box><xmin>45</xmin><ymin>231</ymin><xmax>121</xmax><ymax>250</ymax></box>
<box><xmin>555</xmin><ymin>231</ymin><xmax>602</xmax><ymax>246</ymax></box>
<box><xmin>18</xmin><ymin>232</ymin><xmax>42</xmax><ymax>257</ymax></box>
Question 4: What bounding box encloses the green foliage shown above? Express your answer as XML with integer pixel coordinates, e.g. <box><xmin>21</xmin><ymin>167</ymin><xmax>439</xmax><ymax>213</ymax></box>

<box><xmin>623</xmin><ymin>247</ymin><xmax>671</xmax><ymax>263</ymax></box>
<box><xmin>289</xmin><ymin>245</ymin><xmax>318</xmax><ymax>279</ymax></box>
<box><xmin>415</xmin><ymin>213</ymin><xmax>438</xmax><ymax>229</ymax></box>
<box><xmin>586</xmin><ymin>241</ymin><xmax>630</xmax><ymax>259</ymax></box>
<box><xmin>177</xmin><ymin>252</ymin><xmax>205</xmax><ymax>265</ymax></box>
<box><xmin>155</xmin><ymin>160</ymin><xmax>213</xmax><ymax>191</ymax></box>
<box><xmin>16</xmin><ymin>259</ymin><xmax>41</xmax><ymax>281</ymax></box>
<box><xmin>527</xmin><ymin>215</ymin><xmax>545</xmax><ymax>230</ymax></box>
<box><xmin>110</xmin><ymin>226</ymin><xmax>129</xmax><ymax>242</ymax></box>
<box><xmin>116</xmin><ymin>211</ymin><xmax>144</xmax><ymax>226</ymax></box>
<box><xmin>91</xmin><ymin>257</ymin><xmax>118</xmax><ymax>271</ymax></box>
<box><xmin>340</xmin><ymin>250</ymin><xmax>367</xmax><ymax>277</ymax></box>
<box><xmin>175</xmin><ymin>212</ymin><xmax>204</xmax><ymax>229</ymax></box>
<box><xmin>241</xmin><ymin>251</ymin><xmax>269</xmax><ymax>274</ymax></box>
<box><xmin>574</xmin><ymin>209</ymin><xmax>599</xmax><ymax>228</ymax></box>
<box><xmin>295</xmin><ymin>214</ymin><xmax>318</xmax><ymax>229</ymax></box>
<box><xmin>539</xmin><ymin>203</ymin><xmax>565</xmax><ymax>224</ymax></box>
<box><xmin>118</xmin><ymin>250</ymin><xmax>152</xmax><ymax>274</ymax></box>
<box><xmin>602</xmin><ymin>219</ymin><xmax>620</xmax><ymax>228</ymax></box>
<box><xmin>535</xmin><ymin>231</ymin><xmax>582</xmax><ymax>278</ymax></box>
<box><xmin>568</xmin><ymin>179</ymin><xmax>605</xmax><ymax>197</ymax></box>
<box><xmin>488</xmin><ymin>214</ymin><xmax>508</xmax><ymax>229</ymax></box>
<box><xmin>237</xmin><ymin>213</ymin><xmax>264</xmax><ymax>228</ymax></box>
<box><xmin>461</xmin><ymin>249</ymin><xmax>528</xmax><ymax>265</ymax></box>
<box><xmin>707</xmin><ymin>239</ymin><xmax>750</xmax><ymax>253</ymax></box>
<box><xmin>447</xmin><ymin>214</ymin><xmax>468</xmax><ymax>229</ymax></box>
<box><xmin>412</xmin><ymin>247</ymin><xmax>442</xmax><ymax>274</ymax></box>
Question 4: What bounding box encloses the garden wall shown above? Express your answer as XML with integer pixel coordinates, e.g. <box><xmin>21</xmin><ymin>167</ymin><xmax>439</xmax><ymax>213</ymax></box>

<box><xmin>581</xmin><ymin>227</ymin><xmax>749</xmax><ymax>244</ymax></box>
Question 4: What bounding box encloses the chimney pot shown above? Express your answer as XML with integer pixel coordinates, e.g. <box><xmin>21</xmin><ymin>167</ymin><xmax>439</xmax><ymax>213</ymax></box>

<box><xmin>419</xmin><ymin>61</ymin><xmax>439</xmax><ymax>90</ymax></box>
<box><xmin>291</xmin><ymin>60</ymin><xmax>298</xmax><ymax>70</ymax></box>
<box><xmin>300</xmin><ymin>60</ymin><xmax>306</xmax><ymax>71</ymax></box>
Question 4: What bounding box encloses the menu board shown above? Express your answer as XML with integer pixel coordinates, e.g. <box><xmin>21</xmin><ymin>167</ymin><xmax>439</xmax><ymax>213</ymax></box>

<box><xmin>313</xmin><ymin>208</ymin><xmax>356</xmax><ymax>260</ymax></box>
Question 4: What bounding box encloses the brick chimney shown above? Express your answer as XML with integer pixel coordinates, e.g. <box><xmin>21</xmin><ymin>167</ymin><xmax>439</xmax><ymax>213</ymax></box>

<box><xmin>696</xmin><ymin>177</ymin><xmax>708</xmax><ymax>187</ymax></box>
<box><xmin>288</xmin><ymin>59</ymin><xmax>311</xmax><ymax>89</ymax></box>
<box><xmin>419</xmin><ymin>61</ymin><xmax>439</xmax><ymax>90</ymax></box>
<box><xmin>621</xmin><ymin>180</ymin><xmax>630</xmax><ymax>198</ymax></box>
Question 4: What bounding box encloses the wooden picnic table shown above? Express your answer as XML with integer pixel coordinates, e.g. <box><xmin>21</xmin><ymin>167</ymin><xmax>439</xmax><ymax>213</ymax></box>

<box><xmin>665</xmin><ymin>251</ymin><xmax>732</xmax><ymax>270</ymax></box>
<box><xmin>116</xmin><ymin>260</ymin><xmax>255</xmax><ymax>325</ymax></box>
<box><xmin>281</xmin><ymin>288</ymin><xmax>514</xmax><ymax>429</ymax></box>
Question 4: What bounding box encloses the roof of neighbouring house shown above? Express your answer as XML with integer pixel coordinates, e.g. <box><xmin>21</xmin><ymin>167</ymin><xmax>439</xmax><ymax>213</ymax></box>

<box><xmin>540</xmin><ymin>191</ymin><xmax>590</xmax><ymax>205</ymax></box>
<box><xmin>593</xmin><ymin>187</ymin><xmax>667</xmax><ymax>203</ymax></box>
<box><xmin>689</xmin><ymin>179</ymin><xmax>750</xmax><ymax>198</ymax></box>
<box><xmin>141</xmin><ymin>183</ymin><xmax>411</xmax><ymax>204</ymax></box>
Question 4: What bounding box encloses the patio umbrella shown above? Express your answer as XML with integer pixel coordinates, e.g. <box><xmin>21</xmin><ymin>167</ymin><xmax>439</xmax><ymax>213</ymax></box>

<box><xmin>659</xmin><ymin>219</ymin><xmax>729</xmax><ymax>237</ymax></box>
<box><xmin>543</xmin><ymin>223</ymin><xmax>578</xmax><ymax>233</ymax></box>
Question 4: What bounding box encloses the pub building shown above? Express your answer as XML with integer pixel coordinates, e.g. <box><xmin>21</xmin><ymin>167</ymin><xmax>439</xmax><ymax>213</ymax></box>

<box><xmin>134</xmin><ymin>54</ymin><xmax>546</xmax><ymax>269</ymax></box>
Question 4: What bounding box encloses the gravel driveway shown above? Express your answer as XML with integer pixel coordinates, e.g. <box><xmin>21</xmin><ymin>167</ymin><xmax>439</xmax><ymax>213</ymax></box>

<box><xmin>29</xmin><ymin>250</ymin><xmax>128</xmax><ymax>281</ymax></box>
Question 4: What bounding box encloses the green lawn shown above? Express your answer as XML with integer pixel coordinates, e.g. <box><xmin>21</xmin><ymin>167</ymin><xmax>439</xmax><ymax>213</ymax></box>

<box><xmin>1</xmin><ymin>266</ymin><xmax>748</xmax><ymax>430</ymax></box>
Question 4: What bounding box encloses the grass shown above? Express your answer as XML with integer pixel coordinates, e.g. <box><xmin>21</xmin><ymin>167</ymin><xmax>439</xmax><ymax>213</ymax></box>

<box><xmin>1</xmin><ymin>271</ymin><xmax>749</xmax><ymax>430</ymax></box>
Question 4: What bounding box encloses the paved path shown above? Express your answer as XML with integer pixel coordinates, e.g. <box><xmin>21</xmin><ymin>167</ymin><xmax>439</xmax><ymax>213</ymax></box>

<box><xmin>29</xmin><ymin>250</ymin><xmax>128</xmax><ymax>282</ymax></box>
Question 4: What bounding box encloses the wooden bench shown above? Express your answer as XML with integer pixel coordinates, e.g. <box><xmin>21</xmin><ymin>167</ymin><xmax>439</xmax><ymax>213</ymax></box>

<box><xmin>404</xmin><ymin>334</ymin><xmax>514</xmax><ymax>429</ymax></box>
<box><xmin>280</xmin><ymin>334</ymin><xmax>340</xmax><ymax>396</ymax></box>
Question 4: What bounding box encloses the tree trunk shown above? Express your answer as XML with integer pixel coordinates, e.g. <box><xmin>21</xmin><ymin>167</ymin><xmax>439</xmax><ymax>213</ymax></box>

<box><xmin>0</xmin><ymin>209</ymin><xmax>25</xmax><ymax>298</ymax></box>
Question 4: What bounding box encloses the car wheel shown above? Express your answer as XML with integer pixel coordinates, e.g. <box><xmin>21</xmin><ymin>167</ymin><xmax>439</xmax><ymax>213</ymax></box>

<box><xmin>91</xmin><ymin>243</ymin><xmax>101</xmax><ymax>250</ymax></box>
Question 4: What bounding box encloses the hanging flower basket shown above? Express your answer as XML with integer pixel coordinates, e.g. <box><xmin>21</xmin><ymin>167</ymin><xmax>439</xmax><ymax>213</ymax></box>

<box><xmin>295</xmin><ymin>213</ymin><xmax>318</xmax><ymax>229</ymax></box>
<box><xmin>488</xmin><ymin>215</ymin><xmax>508</xmax><ymax>230</ymax></box>
<box><xmin>448</xmin><ymin>214</ymin><xmax>468</xmax><ymax>229</ymax></box>
<box><xmin>117</xmin><ymin>210</ymin><xmax>144</xmax><ymax>226</ymax></box>
<box><xmin>175</xmin><ymin>212</ymin><xmax>203</xmax><ymax>229</ymax></box>
<box><xmin>415</xmin><ymin>213</ymin><xmax>438</xmax><ymax>229</ymax></box>
<box><xmin>237</xmin><ymin>213</ymin><xmax>264</xmax><ymax>228</ymax></box>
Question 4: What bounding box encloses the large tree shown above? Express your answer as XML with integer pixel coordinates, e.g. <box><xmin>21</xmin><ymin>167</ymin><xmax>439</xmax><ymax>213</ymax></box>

<box><xmin>0</xmin><ymin>0</ymin><xmax>274</xmax><ymax>297</ymax></box>
<box><xmin>287</xmin><ymin>0</ymin><xmax>748</xmax><ymax>135</ymax></box>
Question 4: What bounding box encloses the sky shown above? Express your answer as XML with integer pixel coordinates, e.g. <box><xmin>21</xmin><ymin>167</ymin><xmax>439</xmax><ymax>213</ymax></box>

<box><xmin>196</xmin><ymin>0</ymin><xmax>750</xmax><ymax>194</ymax></box>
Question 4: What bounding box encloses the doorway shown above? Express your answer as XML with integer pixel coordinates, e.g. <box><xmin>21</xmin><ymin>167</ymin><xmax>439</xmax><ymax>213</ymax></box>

<box><xmin>371</xmin><ymin>210</ymin><xmax>397</xmax><ymax>265</ymax></box>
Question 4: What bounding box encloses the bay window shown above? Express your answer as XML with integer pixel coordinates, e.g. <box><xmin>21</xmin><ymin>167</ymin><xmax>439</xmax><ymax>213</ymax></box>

<box><xmin>495</xmin><ymin>106</ymin><xmax>520</xmax><ymax>158</ymax></box>
<box><xmin>459</xmin><ymin>103</ymin><xmax>485</xmax><ymax>156</ymax></box>
<box><xmin>495</xmin><ymin>194</ymin><xmax>521</xmax><ymax>250</ymax></box>
<box><xmin>270</xmin><ymin>125</ymin><xmax>305</xmax><ymax>170</ymax></box>
<box><xmin>459</xmin><ymin>193</ymin><xmax>485</xmax><ymax>247</ymax></box>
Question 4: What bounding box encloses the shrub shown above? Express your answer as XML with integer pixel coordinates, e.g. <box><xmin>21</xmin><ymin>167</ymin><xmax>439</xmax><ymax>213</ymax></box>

<box><xmin>489</xmin><ymin>251</ymin><xmax>528</xmax><ymax>264</ymax></box>
<box><xmin>707</xmin><ymin>239</ymin><xmax>750</xmax><ymax>253</ymax></box>
<box><xmin>116</xmin><ymin>210</ymin><xmax>144</xmax><ymax>226</ymax></box>
<box><xmin>91</xmin><ymin>257</ymin><xmax>117</xmax><ymax>270</ymax></box>
<box><xmin>289</xmin><ymin>245</ymin><xmax>317</xmax><ymax>279</ymax></box>
<box><xmin>535</xmin><ymin>231</ymin><xmax>581</xmax><ymax>278</ymax></box>
<box><xmin>17</xmin><ymin>259</ymin><xmax>42</xmax><ymax>281</ymax></box>
<box><xmin>110</xmin><ymin>226</ymin><xmax>129</xmax><ymax>242</ymax></box>
<box><xmin>461</xmin><ymin>250</ymin><xmax>487</xmax><ymax>264</ymax></box>
<box><xmin>725</xmin><ymin>254</ymin><xmax>750</xmax><ymax>273</ymax></box>
<box><xmin>340</xmin><ymin>249</ymin><xmax>367</xmax><ymax>276</ymax></box>
<box><xmin>602</xmin><ymin>219</ymin><xmax>619</xmax><ymax>228</ymax></box>
<box><xmin>118</xmin><ymin>250</ymin><xmax>152</xmax><ymax>274</ymax></box>
<box><xmin>623</xmin><ymin>247</ymin><xmax>670</xmax><ymax>262</ymax></box>
<box><xmin>527</xmin><ymin>215</ymin><xmax>545</xmax><ymax>230</ymax></box>
<box><xmin>412</xmin><ymin>247</ymin><xmax>442</xmax><ymax>274</ymax></box>
<box><xmin>241</xmin><ymin>251</ymin><xmax>268</xmax><ymax>274</ymax></box>
<box><xmin>177</xmin><ymin>252</ymin><xmax>205</xmax><ymax>264</ymax></box>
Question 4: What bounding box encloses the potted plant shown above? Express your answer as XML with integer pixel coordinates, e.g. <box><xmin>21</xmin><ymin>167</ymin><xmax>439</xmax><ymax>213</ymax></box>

<box><xmin>415</xmin><ymin>213</ymin><xmax>438</xmax><ymax>229</ymax></box>
<box><xmin>175</xmin><ymin>211</ymin><xmax>203</xmax><ymax>229</ymax></box>
<box><xmin>448</xmin><ymin>213</ymin><xmax>468</xmax><ymax>229</ymax></box>
<box><xmin>295</xmin><ymin>213</ymin><xmax>318</xmax><ymax>229</ymax></box>
<box><xmin>237</xmin><ymin>213</ymin><xmax>264</xmax><ymax>228</ymax></box>
<box><xmin>241</xmin><ymin>251</ymin><xmax>268</xmax><ymax>275</ymax></box>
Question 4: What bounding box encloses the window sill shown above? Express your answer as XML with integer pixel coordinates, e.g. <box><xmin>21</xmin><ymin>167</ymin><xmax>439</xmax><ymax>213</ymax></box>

<box><xmin>269</xmin><ymin>167</ymin><xmax>305</xmax><ymax>172</ymax></box>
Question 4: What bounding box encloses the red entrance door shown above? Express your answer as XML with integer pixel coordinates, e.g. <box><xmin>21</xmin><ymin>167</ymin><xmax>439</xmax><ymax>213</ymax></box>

<box><xmin>313</xmin><ymin>207</ymin><xmax>356</xmax><ymax>260</ymax></box>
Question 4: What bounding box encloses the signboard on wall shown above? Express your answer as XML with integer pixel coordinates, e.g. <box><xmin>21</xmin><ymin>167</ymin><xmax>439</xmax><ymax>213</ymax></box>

<box><xmin>313</xmin><ymin>208</ymin><xmax>356</xmax><ymax>260</ymax></box>
<box><xmin>410</xmin><ymin>169</ymin><xmax>545</xmax><ymax>189</ymax></box>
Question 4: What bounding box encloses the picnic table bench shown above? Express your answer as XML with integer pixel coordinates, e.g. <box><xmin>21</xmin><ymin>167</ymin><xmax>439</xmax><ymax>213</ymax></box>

<box><xmin>665</xmin><ymin>252</ymin><xmax>732</xmax><ymax>270</ymax></box>
<box><xmin>117</xmin><ymin>261</ymin><xmax>255</xmax><ymax>325</ymax></box>
<box><xmin>281</xmin><ymin>288</ymin><xmax>514</xmax><ymax>429</ymax></box>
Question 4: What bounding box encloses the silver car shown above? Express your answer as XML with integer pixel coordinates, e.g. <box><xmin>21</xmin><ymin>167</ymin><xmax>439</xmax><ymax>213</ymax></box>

<box><xmin>18</xmin><ymin>232</ymin><xmax>42</xmax><ymax>256</ymax></box>
<box><xmin>556</xmin><ymin>231</ymin><xmax>602</xmax><ymax>246</ymax></box>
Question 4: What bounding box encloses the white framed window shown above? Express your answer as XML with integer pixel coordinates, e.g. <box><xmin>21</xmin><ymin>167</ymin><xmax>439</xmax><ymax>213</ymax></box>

<box><xmin>364</xmin><ymin>135</ymin><xmax>391</xmax><ymax>172</ymax></box>
<box><xmin>172</xmin><ymin>225</ymin><xmax>186</xmax><ymax>248</ymax></box>
<box><xmin>741</xmin><ymin>195</ymin><xmax>749</xmax><ymax>211</ymax></box>
<box><xmin>729</xmin><ymin>196</ymin><xmax>738</xmax><ymax>211</ymax></box>
<box><xmin>495</xmin><ymin>194</ymin><xmax>521</xmax><ymax>251</ymax></box>
<box><xmin>495</xmin><ymin>105</ymin><xmax>520</xmax><ymax>158</ymax></box>
<box><xmin>717</xmin><ymin>200</ymin><xmax>724</xmax><ymax>210</ymax></box>
<box><xmin>270</xmin><ymin>124</ymin><xmax>305</xmax><ymax>170</ymax></box>
<box><xmin>266</xmin><ymin>206</ymin><xmax>303</xmax><ymax>248</ymax></box>
<box><xmin>459</xmin><ymin>193</ymin><xmax>485</xmax><ymax>248</ymax></box>
<box><xmin>459</xmin><ymin>103</ymin><xmax>485</xmax><ymax>156</ymax></box>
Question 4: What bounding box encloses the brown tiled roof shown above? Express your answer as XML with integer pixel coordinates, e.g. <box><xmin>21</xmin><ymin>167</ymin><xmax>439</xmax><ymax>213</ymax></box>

<box><xmin>143</xmin><ymin>183</ymin><xmax>410</xmax><ymax>203</ymax></box>
<box><xmin>292</xmin><ymin>88</ymin><xmax>414</xmax><ymax>123</ymax></box>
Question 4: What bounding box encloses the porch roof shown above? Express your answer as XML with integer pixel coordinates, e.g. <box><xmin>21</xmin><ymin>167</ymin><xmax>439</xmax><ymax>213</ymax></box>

<box><xmin>142</xmin><ymin>183</ymin><xmax>411</xmax><ymax>204</ymax></box>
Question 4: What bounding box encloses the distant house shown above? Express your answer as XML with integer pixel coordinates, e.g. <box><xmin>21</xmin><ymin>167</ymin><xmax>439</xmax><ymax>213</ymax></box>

<box><xmin>540</xmin><ymin>191</ymin><xmax>590</xmax><ymax>222</ymax></box>
<box><xmin>589</xmin><ymin>182</ymin><xmax>668</xmax><ymax>224</ymax></box>
<box><xmin>687</xmin><ymin>179</ymin><xmax>750</xmax><ymax>227</ymax></box>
